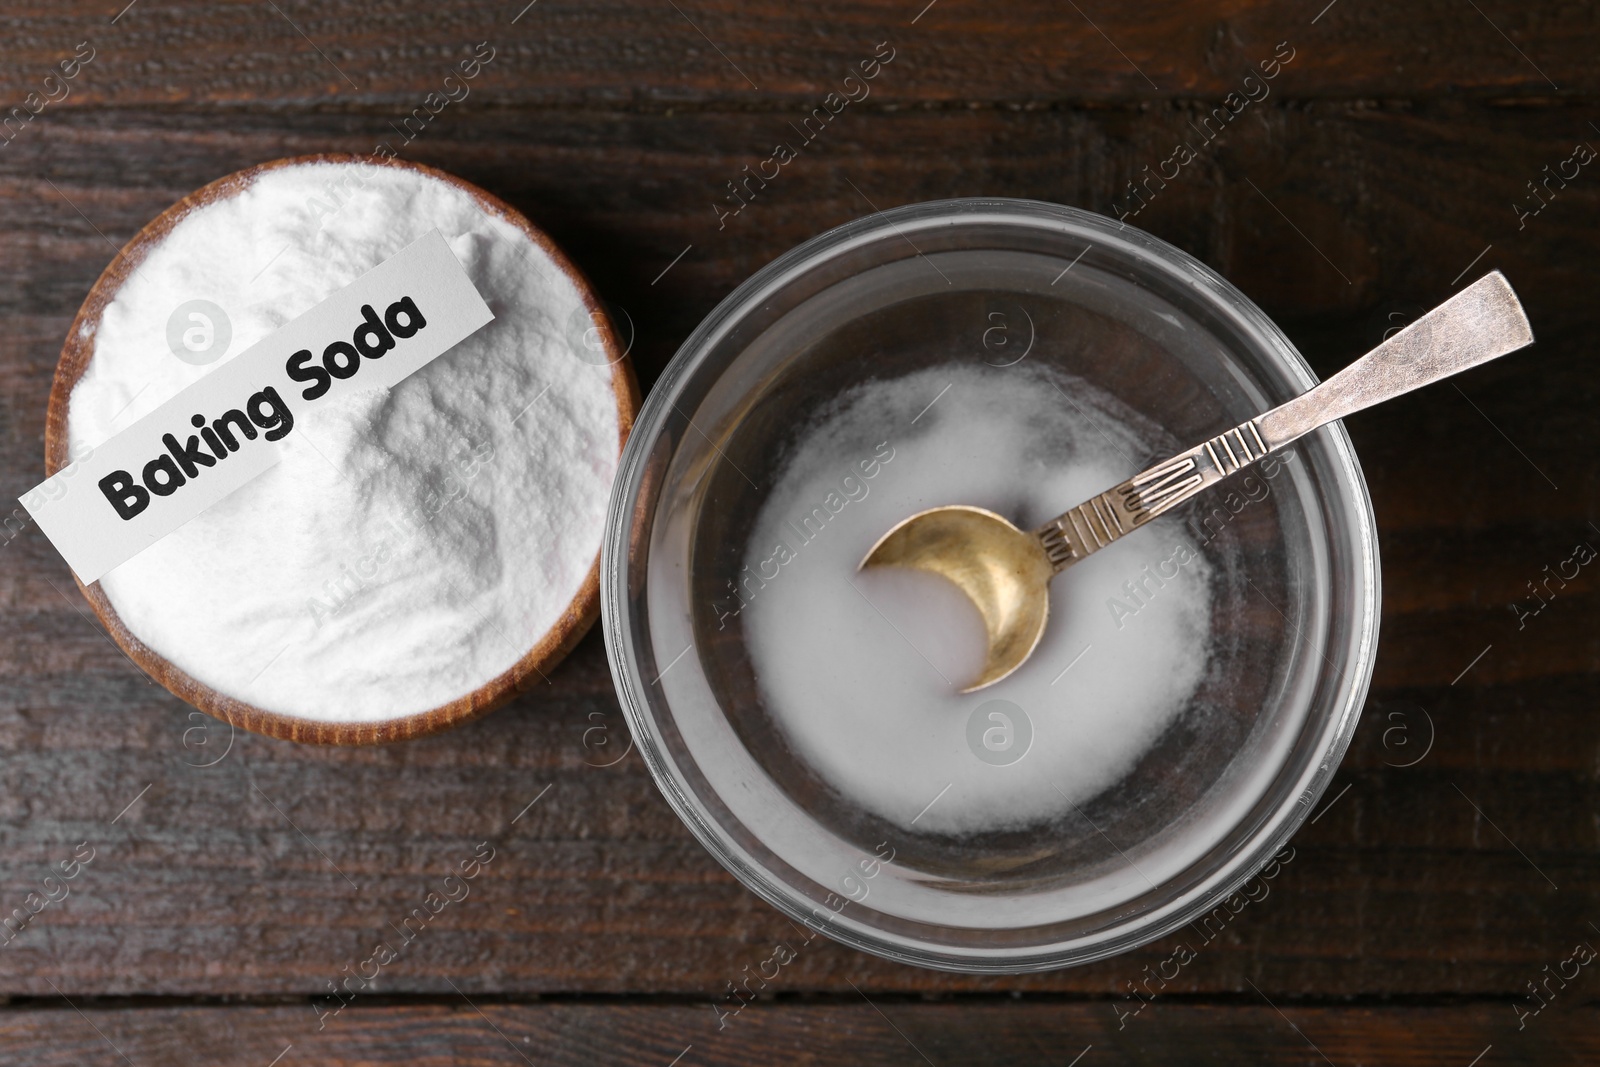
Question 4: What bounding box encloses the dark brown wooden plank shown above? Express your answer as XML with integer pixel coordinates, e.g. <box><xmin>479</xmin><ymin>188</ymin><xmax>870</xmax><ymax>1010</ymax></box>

<box><xmin>1</xmin><ymin>3</ymin><xmax>1599</xmax><ymax>1015</ymax></box>
<box><xmin>0</xmin><ymin>1001</ymin><xmax>1593</xmax><ymax>1066</ymax></box>
<box><xmin>4</xmin><ymin>104</ymin><xmax>1600</xmax><ymax>379</ymax></box>
<box><xmin>0</xmin><ymin>0</ymin><xmax>1595</xmax><ymax>111</ymax></box>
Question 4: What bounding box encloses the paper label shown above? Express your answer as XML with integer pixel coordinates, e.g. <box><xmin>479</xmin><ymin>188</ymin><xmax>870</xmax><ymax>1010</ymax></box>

<box><xmin>22</xmin><ymin>229</ymin><xmax>494</xmax><ymax>583</ymax></box>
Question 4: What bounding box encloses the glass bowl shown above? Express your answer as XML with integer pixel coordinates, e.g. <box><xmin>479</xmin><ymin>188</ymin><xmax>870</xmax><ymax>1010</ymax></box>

<box><xmin>600</xmin><ymin>198</ymin><xmax>1379</xmax><ymax>972</ymax></box>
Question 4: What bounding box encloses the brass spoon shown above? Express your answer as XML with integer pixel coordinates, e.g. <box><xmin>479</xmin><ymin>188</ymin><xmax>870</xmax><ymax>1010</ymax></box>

<box><xmin>859</xmin><ymin>271</ymin><xmax>1534</xmax><ymax>692</ymax></box>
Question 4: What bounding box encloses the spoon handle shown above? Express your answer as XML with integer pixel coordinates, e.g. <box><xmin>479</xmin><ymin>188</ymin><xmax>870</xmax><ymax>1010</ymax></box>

<box><xmin>1034</xmin><ymin>271</ymin><xmax>1534</xmax><ymax>572</ymax></box>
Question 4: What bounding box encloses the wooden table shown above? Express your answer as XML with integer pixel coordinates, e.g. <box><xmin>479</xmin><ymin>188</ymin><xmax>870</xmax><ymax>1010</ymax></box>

<box><xmin>3</xmin><ymin>1</ymin><xmax>1597</xmax><ymax>1062</ymax></box>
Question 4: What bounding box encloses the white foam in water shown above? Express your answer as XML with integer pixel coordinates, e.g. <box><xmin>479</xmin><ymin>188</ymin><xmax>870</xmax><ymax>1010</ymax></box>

<box><xmin>738</xmin><ymin>362</ymin><xmax>1215</xmax><ymax>835</ymax></box>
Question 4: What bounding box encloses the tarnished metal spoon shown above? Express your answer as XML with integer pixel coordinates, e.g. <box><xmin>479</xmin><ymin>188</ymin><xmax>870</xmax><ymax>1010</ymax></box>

<box><xmin>859</xmin><ymin>271</ymin><xmax>1534</xmax><ymax>692</ymax></box>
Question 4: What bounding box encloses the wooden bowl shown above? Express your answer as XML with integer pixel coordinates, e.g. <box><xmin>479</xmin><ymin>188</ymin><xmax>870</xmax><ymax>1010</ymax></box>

<box><xmin>44</xmin><ymin>153</ymin><xmax>640</xmax><ymax>745</ymax></box>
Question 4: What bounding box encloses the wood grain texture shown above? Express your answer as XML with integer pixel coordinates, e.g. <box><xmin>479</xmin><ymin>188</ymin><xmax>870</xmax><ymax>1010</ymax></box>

<box><xmin>0</xmin><ymin>0</ymin><xmax>1594</xmax><ymax>109</ymax></box>
<box><xmin>6</xmin><ymin>105</ymin><xmax>1600</xmax><ymax>381</ymax></box>
<box><xmin>0</xmin><ymin>1001</ymin><xmax>1593</xmax><ymax>1066</ymax></box>
<box><xmin>1</xmin><ymin>7</ymin><xmax>1599</xmax><ymax>1066</ymax></box>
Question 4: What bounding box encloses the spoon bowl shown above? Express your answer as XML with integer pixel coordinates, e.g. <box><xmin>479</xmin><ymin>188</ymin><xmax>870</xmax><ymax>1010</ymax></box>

<box><xmin>861</xmin><ymin>505</ymin><xmax>1054</xmax><ymax>690</ymax></box>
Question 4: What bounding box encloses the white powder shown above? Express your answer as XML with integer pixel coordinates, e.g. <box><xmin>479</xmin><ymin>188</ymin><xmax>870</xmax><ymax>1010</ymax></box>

<box><xmin>68</xmin><ymin>161</ymin><xmax>621</xmax><ymax>723</ymax></box>
<box><xmin>740</xmin><ymin>363</ymin><xmax>1214</xmax><ymax>835</ymax></box>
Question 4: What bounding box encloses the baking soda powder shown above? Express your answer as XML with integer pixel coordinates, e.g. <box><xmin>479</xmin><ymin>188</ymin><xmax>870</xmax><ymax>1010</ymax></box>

<box><xmin>741</xmin><ymin>363</ymin><xmax>1215</xmax><ymax>834</ymax></box>
<box><xmin>68</xmin><ymin>161</ymin><xmax>620</xmax><ymax>722</ymax></box>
